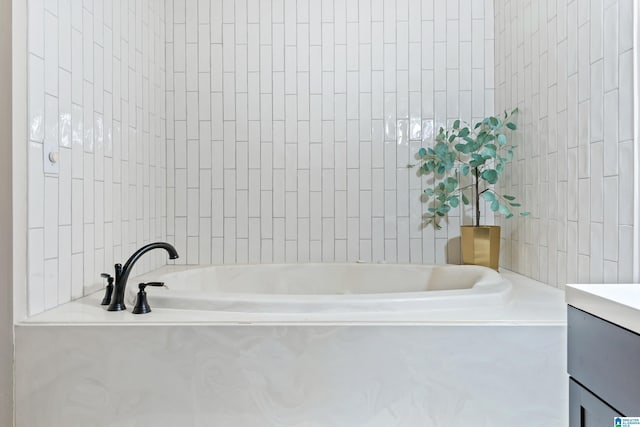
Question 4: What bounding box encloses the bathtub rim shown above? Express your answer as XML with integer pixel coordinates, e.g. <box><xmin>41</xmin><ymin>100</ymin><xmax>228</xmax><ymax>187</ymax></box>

<box><xmin>19</xmin><ymin>267</ymin><xmax>567</xmax><ymax>326</ymax></box>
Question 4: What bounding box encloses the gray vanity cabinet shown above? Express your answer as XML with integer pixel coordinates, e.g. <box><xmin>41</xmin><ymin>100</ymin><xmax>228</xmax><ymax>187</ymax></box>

<box><xmin>568</xmin><ymin>306</ymin><xmax>640</xmax><ymax>424</ymax></box>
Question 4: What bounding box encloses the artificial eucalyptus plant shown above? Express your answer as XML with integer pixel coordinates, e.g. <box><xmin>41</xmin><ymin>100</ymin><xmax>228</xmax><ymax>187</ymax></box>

<box><xmin>412</xmin><ymin>108</ymin><xmax>529</xmax><ymax>229</ymax></box>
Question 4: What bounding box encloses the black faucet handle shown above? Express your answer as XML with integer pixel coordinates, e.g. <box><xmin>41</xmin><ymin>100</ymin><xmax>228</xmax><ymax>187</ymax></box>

<box><xmin>100</xmin><ymin>273</ymin><xmax>114</xmax><ymax>283</ymax></box>
<box><xmin>138</xmin><ymin>282</ymin><xmax>164</xmax><ymax>291</ymax></box>
<box><xmin>100</xmin><ymin>273</ymin><xmax>115</xmax><ymax>306</ymax></box>
<box><xmin>133</xmin><ymin>282</ymin><xmax>165</xmax><ymax>314</ymax></box>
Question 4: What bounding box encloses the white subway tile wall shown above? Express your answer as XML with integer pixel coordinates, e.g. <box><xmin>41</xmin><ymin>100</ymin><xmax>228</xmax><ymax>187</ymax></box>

<box><xmin>494</xmin><ymin>0</ymin><xmax>634</xmax><ymax>286</ymax></box>
<box><xmin>27</xmin><ymin>0</ymin><xmax>167</xmax><ymax>315</ymax></box>
<box><xmin>166</xmin><ymin>0</ymin><xmax>496</xmax><ymax>266</ymax></box>
<box><xmin>32</xmin><ymin>0</ymin><xmax>635</xmax><ymax>315</ymax></box>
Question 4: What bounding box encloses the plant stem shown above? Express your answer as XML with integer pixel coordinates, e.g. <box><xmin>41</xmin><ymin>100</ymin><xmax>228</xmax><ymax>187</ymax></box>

<box><xmin>475</xmin><ymin>167</ymin><xmax>480</xmax><ymax>227</ymax></box>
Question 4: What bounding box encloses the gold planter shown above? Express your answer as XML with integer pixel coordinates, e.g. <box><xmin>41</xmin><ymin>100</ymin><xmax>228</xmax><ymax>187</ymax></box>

<box><xmin>460</xmin><ymin>225</ymin><xmax>501</xmax><ymax>271</ymax></box>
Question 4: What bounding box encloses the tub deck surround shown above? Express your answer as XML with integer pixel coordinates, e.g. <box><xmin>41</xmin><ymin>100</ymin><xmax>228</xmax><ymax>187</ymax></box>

<box><xmin>16</xmin><ymin>269</ymin><xmax>567</xmax><ymax>426</ymax></box>
<box><xmin>20</xmin><ymin>268</ymin><xmax>566</xmax><ymax>325</ymax></box>
<box><xmin>16</xmin><ymin>324</ymin><xmax>567</xmax><ymax>427</ymax></box>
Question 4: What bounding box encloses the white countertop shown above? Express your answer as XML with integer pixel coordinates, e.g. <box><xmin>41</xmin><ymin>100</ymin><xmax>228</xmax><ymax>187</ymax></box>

<box><xmin>566</xmin><ymin>283</ymin><xmax>640</xmax><ymax>334</ymax></box>
<box><xmin>19</xmin><ymin>269</ymin><xmax>567</xmax><ymax>326</ymax></box>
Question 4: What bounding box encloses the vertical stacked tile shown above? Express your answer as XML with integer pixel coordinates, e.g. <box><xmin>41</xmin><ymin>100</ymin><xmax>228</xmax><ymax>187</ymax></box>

<box><xmin>167</xmin><ymin>0</ymin><xmax>496</xmax><ymax>266</ymax></box>
<box><xmin>494</xmin><ymin>0</ymin><xmax>634</xmax><ymax>286</ymax></box>
<box><xmin>27</xmin><ymin>0</ymin><xmax>167</xmax><ymax>316</ymax></box>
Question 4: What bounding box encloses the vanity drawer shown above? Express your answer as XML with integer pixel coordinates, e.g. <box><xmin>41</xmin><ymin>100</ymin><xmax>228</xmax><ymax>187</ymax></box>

<box><xmin>568</xmin><ymin>306</ymin><xmax>640</xmax><ymax>415</ymax></box>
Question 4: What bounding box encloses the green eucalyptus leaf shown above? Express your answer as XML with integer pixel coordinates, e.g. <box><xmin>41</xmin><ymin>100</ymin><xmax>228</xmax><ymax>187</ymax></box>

<box><xmin>481</xmin><ymin>145</ymin><xmax>497</xmax><ymax>158</ymax></box>
<box><xmin>458</xmin><ymin>127</ymin><xmax>470</xmax><ymax>138</ymax></box>
<box><xmin>418</xmin><ymin>147</ymin><xmax>427</xmax><ymax>157</ymax></box>
<box><xmin>511</xmin><ymin>107</ymin><xmax>519</xmax><ymax>114</ymax></box>
<box><xmin>520</xmin><ymin>212</ymin><xmax>530</xmax><ymax>216</ymax></box>
<box><xmin>449</xmin><ymin>196</ymin><xmax>459</xmax><ymax>208</ymax></box>
<box><xmin>506</xmin><ymin>122</ymin><xmax>517</xmax><ymax>130</ymax></box>
<box><xmin>481</xmin><ymin>169</ymin><xmax>498</xmax><ymax>184</ymax></box>
<box><xmin>481</xmin><ymin>192</ymin><xmax>496</xmax><ymax>202</ymax></box>
<box><xmin>461</xmin><ymin>165</ymin><xmax>469</xmax><ymax>175</ymax></box>
<box><xmin>444</xmin><ymin>177</ymin><xmax>458</xmax><ymax>193</ymax></box>
<box><xmin>437</xmin><ymin>205</ymin><xmax>451</xmax><ymax>215</ymax></box>
<box><xmin>453</xmin><ymin>119</ymin><xmax>460</xmax><ymax>129</ymax></box>
<box><xmin>498</xmin><ymin>204</ymin><xmax>511</xmax><ymax>215</ymax></box>
<box><xmin>509</xmin><ymin>202</ymin><xmax>521</xmax><ymax>207</ymax></box>
<box><xmin>461</xmin><ymin>193</ymin><xmax>469</xmax><ymax>204</ymax></box>
<box><xmin>497</xmin><ymin>134</ymin><xmax>507</xmax><ymax>145</ymax></box>
<box><xmin>503</xmin><ymin>195</ymin><xmax>516</xmax><ymax>201</ymax></box>
<box><xmin>490</xmin><ymin>200</ymin><xmax>500</xmax><ymax>212</ymax></box>
<box><xmin>435</xmin><ymin>141</ymin><xmax>449</xmax><ymax>158</ymax></box>
<box><xmin>455</xmin><ymin>143</ymin><xmax>469</xmax><ymax>153</ymax></box>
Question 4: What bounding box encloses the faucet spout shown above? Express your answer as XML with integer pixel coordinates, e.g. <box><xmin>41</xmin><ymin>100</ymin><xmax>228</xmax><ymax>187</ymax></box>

<box><xmin>107</xmin><ymin>242</ymin><xmax>179</xmax><ymax>311</ymax></box>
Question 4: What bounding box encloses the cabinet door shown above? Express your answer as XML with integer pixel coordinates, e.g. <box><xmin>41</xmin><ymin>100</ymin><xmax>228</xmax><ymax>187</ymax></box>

<box><xmin>570</xmin><ymin>379</ymin><xmax>623</xmax><ymax>427</ymax></box>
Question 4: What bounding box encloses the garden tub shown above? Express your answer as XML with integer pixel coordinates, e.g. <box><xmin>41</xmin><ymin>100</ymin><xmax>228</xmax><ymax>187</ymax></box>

<box><xmin>126</xmin><ymin>263</ymin><xmax>512</xmax><ymax>313</ymax></box>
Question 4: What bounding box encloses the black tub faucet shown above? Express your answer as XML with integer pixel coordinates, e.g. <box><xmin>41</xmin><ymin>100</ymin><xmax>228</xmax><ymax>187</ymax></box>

<box><xmin>107</xmin><ymin>242</ymin><xmax>179</xmax><ymax>311</ymax></box>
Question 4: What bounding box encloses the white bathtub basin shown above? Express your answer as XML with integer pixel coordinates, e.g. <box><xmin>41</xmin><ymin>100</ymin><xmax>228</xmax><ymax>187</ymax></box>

<box><xmin>128</xmin><ymin>263</ymin><xmax>512</xmax><ymax>313</ymax></box>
